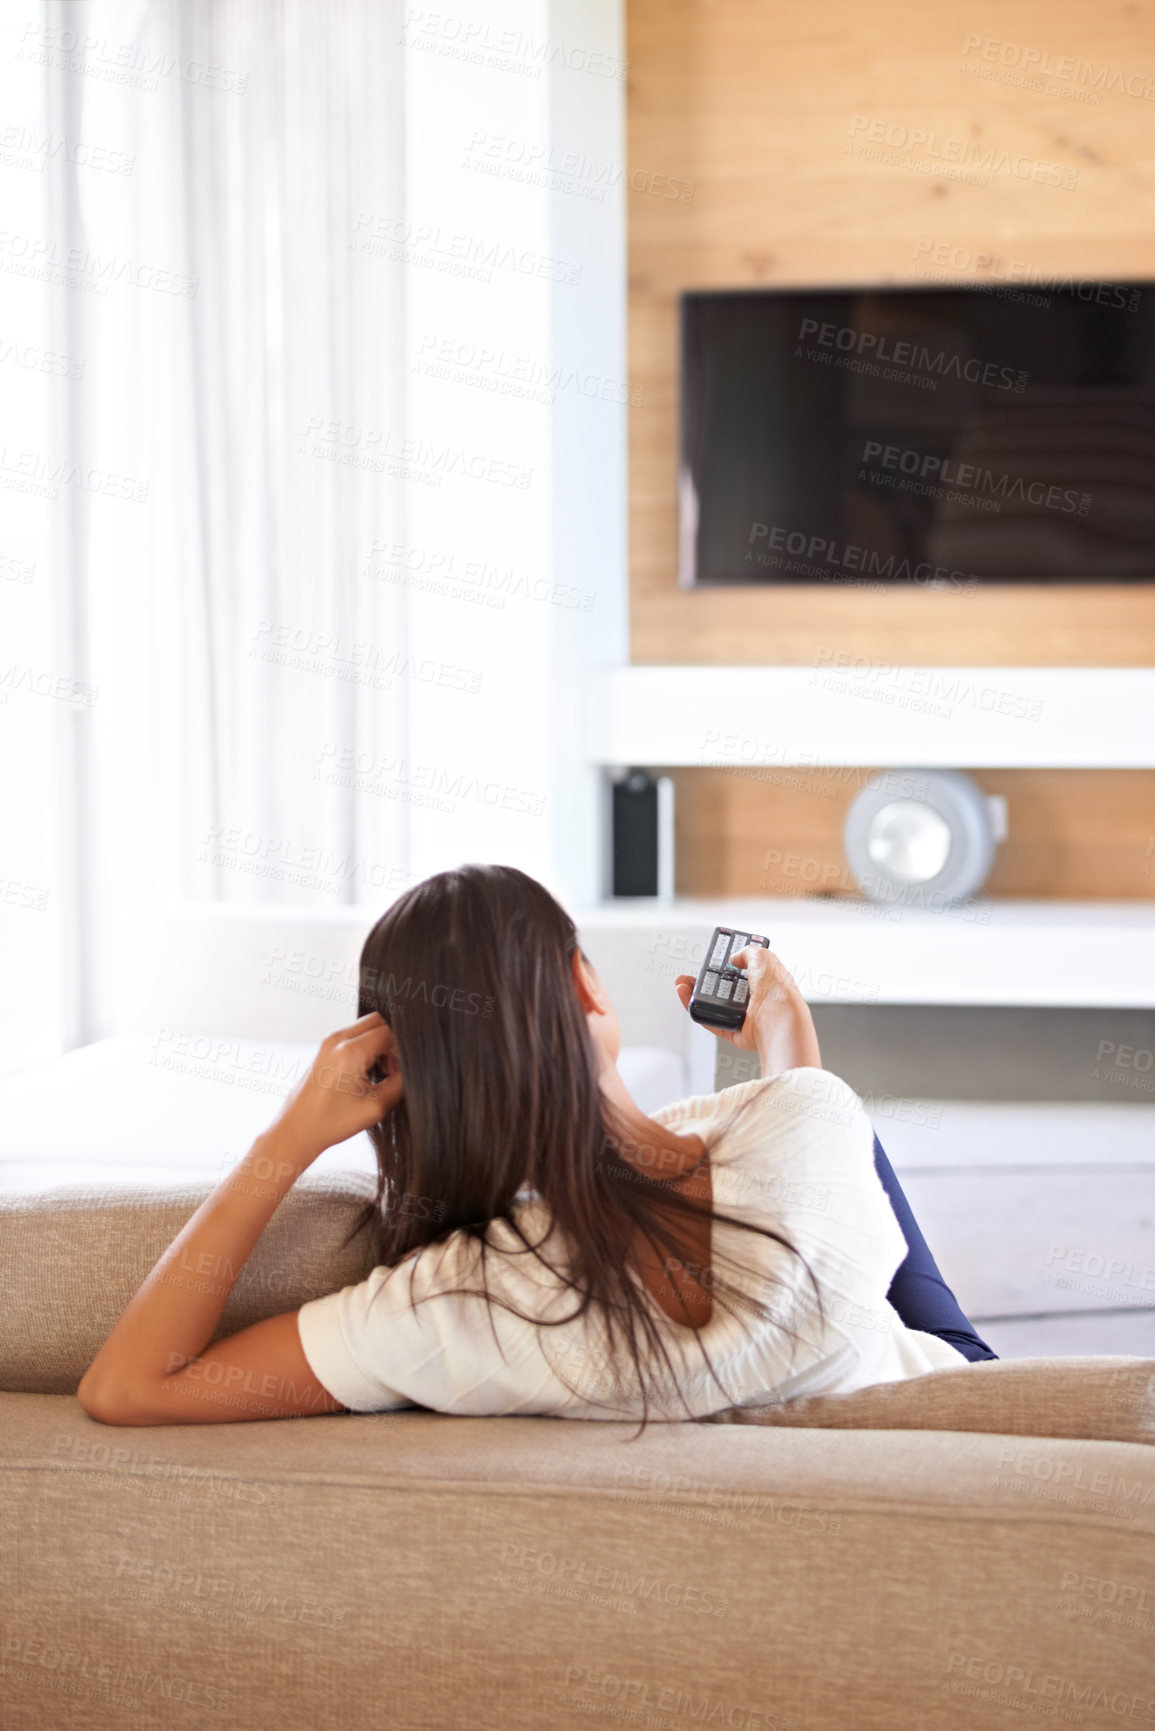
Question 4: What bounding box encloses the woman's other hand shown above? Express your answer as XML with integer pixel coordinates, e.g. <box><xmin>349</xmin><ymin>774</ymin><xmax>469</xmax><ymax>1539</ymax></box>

<box><xmin>266</xmin><ymin>1011</ymin><xmax>403</xmax><ymax>1165</ymax></box>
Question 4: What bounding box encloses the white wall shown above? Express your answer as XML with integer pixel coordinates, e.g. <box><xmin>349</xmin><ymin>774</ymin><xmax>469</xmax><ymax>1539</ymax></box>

<box><xmin>400</xmin><ymin>0</ymin><xmax>628</xmax><ymax>908</ymax></box>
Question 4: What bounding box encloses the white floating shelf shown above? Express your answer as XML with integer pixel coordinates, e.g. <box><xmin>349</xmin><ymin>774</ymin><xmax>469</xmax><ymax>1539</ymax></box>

<box><xmin>575</xmin><ymin>898</ymin><xmax>1155</xmax><ymax>1008</ymax></box>
<box><xmin>586</xmin><ymin>666</ymin><xmax>1155</xmax><ymax>768</ymax></box>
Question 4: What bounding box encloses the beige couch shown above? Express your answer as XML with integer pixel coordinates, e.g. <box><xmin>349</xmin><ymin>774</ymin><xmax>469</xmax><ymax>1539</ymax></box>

<box><xmin>3</xmin><ymin>1162</ymin><xmax>1154</xmax><ymax>1731</ymax></box>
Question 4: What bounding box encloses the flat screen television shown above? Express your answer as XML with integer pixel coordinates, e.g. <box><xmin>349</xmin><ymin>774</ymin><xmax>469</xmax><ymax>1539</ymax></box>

<box><xmin>679</xmin><ymin>283</ymin><xmax>1155</xmax><ymax>588</ymax></box>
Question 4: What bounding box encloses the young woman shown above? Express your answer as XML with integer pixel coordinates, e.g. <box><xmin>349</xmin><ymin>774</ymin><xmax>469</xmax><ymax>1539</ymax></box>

<box><xmin>78</xmin><ymin>864</ymin><xmax>994</xmax><ymax>1428</ymax></box>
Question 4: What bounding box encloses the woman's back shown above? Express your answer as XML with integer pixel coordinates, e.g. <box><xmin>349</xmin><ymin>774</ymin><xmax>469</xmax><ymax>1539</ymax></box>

<box><xmin>296</xmin><ymin>1069</ymin><xmax>968</xmax><ymax>1422</ymax></box>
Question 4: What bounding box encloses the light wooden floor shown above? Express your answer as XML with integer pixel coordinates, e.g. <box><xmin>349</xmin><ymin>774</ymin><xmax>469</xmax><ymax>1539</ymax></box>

<box><xmin>898</xmin><ymin>1161</ymin><xmax>1155</xmax><ymax>1359</ymax></box>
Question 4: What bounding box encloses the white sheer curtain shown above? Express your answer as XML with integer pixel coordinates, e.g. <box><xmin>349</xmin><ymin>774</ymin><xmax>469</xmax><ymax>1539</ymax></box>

<box><xmin>0</xmin><ymin>3</ymin><xmax>71</xmax><ymax>1069</ymax></box>
<box><xmin>46</xmin><ymin>0</ymin><xmax>410</xmax><ymax>1034</ymax></box>
<box><xmin>9</xmin><ymin>0</ymin><xmax>628</xmax><ymax>1058</ymax></box>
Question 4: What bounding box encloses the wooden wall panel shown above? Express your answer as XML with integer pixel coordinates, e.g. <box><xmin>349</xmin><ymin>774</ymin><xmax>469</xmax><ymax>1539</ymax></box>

<box><xmin>627</xmin><ymin>0</ymin><xmax>1155</xmax><ymax>667</ymax></box>
<box><xmin>668</xmin><ymin>769</ymin><xmax>1155</xmax><ymax>900</ymax></box>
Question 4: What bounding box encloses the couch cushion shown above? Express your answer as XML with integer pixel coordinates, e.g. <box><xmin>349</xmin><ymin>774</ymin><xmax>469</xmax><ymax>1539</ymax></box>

<box><xmin>706</xmin><ymin>1355</ymin><xmax>1155</xmax><ymax>1446</ymax></box>
<box><xmin>3</xmin><ymin>1392</ymin><xmax>1154</xmax><ymax>1731</ymax></box>
<box><xmin>0</xmin><ymin>1172</ymin><xmax>380</xmax><ymax>1395</ymax></box>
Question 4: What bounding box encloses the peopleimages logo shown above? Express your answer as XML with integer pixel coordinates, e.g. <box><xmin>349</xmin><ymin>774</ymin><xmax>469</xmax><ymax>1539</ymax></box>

<box><xmin>798</xmin><ymin>317</ymin><xmax>1027</xmax><ymax>391</ymax></box>
<box><xmin>365</xmin><ymin>967</ymin><xmax>495</xmax><ymax>1021</ymax></box>
<box><xmin>0</xmin><ymin>1634</ymin><xmax>231</xmax><ymax>1713</ymax></box>
<box><xmin>847</xmin><ymin>116</ymin><xmax>1078</xmax><ymax>188</ymax></box>
<box><xmin>861</xmin><ymin>441</ymin><xmax>1091</xmax><ymax>515</ymax></box>
<box><xmin>960</xmin><ymin>33</ymin><xmax>1155</xmax><ymax>102</ymax></box>
<box><xmin>811</xmin><ymin>650</ymin><xmax>1045</xmax><ymax>721</ymax></box>
<box><xmin>400</xmin><ymin>9</ymin><xmax>628</xmax><ymax>81</ymax></box>
<box><xmin>944</xmin><ymin>1651</ymin><xmax>1155</xmax><ymax>1720</ymax></box>
<box><xmin>17</xmin><ymin>20</ymin><xmax>249</xmax><ymax>92</ymax></box>
<box><xmin>748</xmin><ymin>523</ymin><xmax>976</xmax><ymax>592</ymax></box>
<box><xmin>562</xmin><ymin>1664</ymin><xmax>791</xmax><ymax>1729</ymax></box>
<box><xmin>497</xmin><ymin>1543</ymin><xmax>728</xmax><ymax>1617</ymax></box>
<box><xmin>0</xmin><ymin>124</ymin><xmax>135</xmax><ymax>176</ymax></box>
<box><xmin>1059</xmin><ymin>1567</ymin><xmax>1155</xmax><ymax>1615</ymax></box>
<box><xmin>910</xmin><ymin>241</ymin><xmax>1143</xmax><ymax>309</ymax></box>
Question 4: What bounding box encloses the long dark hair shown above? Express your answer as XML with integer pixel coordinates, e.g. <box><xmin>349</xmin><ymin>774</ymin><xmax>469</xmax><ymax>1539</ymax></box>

<box><xmin>344</xmin><ymin>864</ymin><xmax>820</xmax><ymax>1425</ymax></box>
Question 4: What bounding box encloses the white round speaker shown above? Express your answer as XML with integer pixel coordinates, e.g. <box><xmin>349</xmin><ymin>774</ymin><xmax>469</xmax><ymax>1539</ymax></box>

<box><xmin>843</xmin><ymin>770</ymin><xmax>1002</xmax><ymax>907</ymax></box>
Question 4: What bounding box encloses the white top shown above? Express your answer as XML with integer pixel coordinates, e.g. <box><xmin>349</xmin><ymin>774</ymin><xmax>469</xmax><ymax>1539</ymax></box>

<box><xmin>295</xmin><ymin>1069</ymin><xmax>968</xmax><ymax>1420</ymax></box>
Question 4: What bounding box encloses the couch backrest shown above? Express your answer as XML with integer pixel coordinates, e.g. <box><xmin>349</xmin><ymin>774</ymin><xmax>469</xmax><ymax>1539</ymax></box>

<box><xmin>4</xmin><ymin>1171</ymin><xmax>1154</xmax><ymax>1446</ymax></box>
<box><xmin>2</xmin><ymin>1172</ymin><xmax>379</xmax><ymax>1396</ymax></box>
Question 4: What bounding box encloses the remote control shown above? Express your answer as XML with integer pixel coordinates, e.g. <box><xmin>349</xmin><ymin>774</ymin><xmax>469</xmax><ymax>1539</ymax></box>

<box><xmin>688</xmin><ymin>926</ymin><xmax>770</xmax><ymax>1032</ymax></box>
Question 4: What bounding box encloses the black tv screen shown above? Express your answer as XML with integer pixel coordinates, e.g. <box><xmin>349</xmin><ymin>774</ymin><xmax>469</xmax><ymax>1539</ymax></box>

<box><xmin>679</xmin><ymin>284</ymin><xmax>1155</xmax><ymax>588</ymax></box>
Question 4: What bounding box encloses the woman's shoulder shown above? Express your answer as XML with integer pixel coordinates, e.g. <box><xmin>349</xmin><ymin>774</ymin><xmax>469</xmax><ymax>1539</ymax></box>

<box><xmin>687</xmin><ymin>1070</ymin><xmax>899</xmax><ymax>1272</ymax></box>
<box><xmin>330</xmin><ymin>1215</ymin><xmax>553</xmax><ymax>1332</ymax></box>
<box><xmin>376</xmin><ymin>1206</ymin><xmax>567</xmax><ymax>1306</ymax></box>
<box><xmin>657</xmin><ymin>1069</ymin><xmax>877</xmax><ymax>1216</ymax></box>
<box><xmin>654</xmin><ymin>1066</ymin><xmax>868</xmax><ymax>1136</ymax></box>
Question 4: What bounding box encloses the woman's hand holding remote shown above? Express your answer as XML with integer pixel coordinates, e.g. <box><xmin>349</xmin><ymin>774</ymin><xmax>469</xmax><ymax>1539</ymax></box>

<box><xmin>676</xmin><ymin>944</ymin><xmax>822</xmax><ymax>1076</ymax></box>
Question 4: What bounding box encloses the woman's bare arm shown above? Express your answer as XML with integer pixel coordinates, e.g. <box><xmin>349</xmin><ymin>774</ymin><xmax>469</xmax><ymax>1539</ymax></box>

<box><xmin>732</xmin><ymin>944</ymin><xmax>823</xmax><ymax>1076</ymax></box>
<box><xmin>77</xmin><ymin>1013</ymin><xmax>400</xmax><ymax>1426</ymax></box>
<box><xmin>77</xmin><ymin>1134</ymin><xmax>344</xmax><ymax>1425</ymax></box>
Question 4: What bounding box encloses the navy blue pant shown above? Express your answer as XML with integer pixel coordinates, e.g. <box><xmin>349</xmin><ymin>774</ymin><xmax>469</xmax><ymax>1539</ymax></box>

<box><xmin>873</xmin><ymin>1134</ymin><xmax>997</xmax><ymax>1362</ymax></box>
